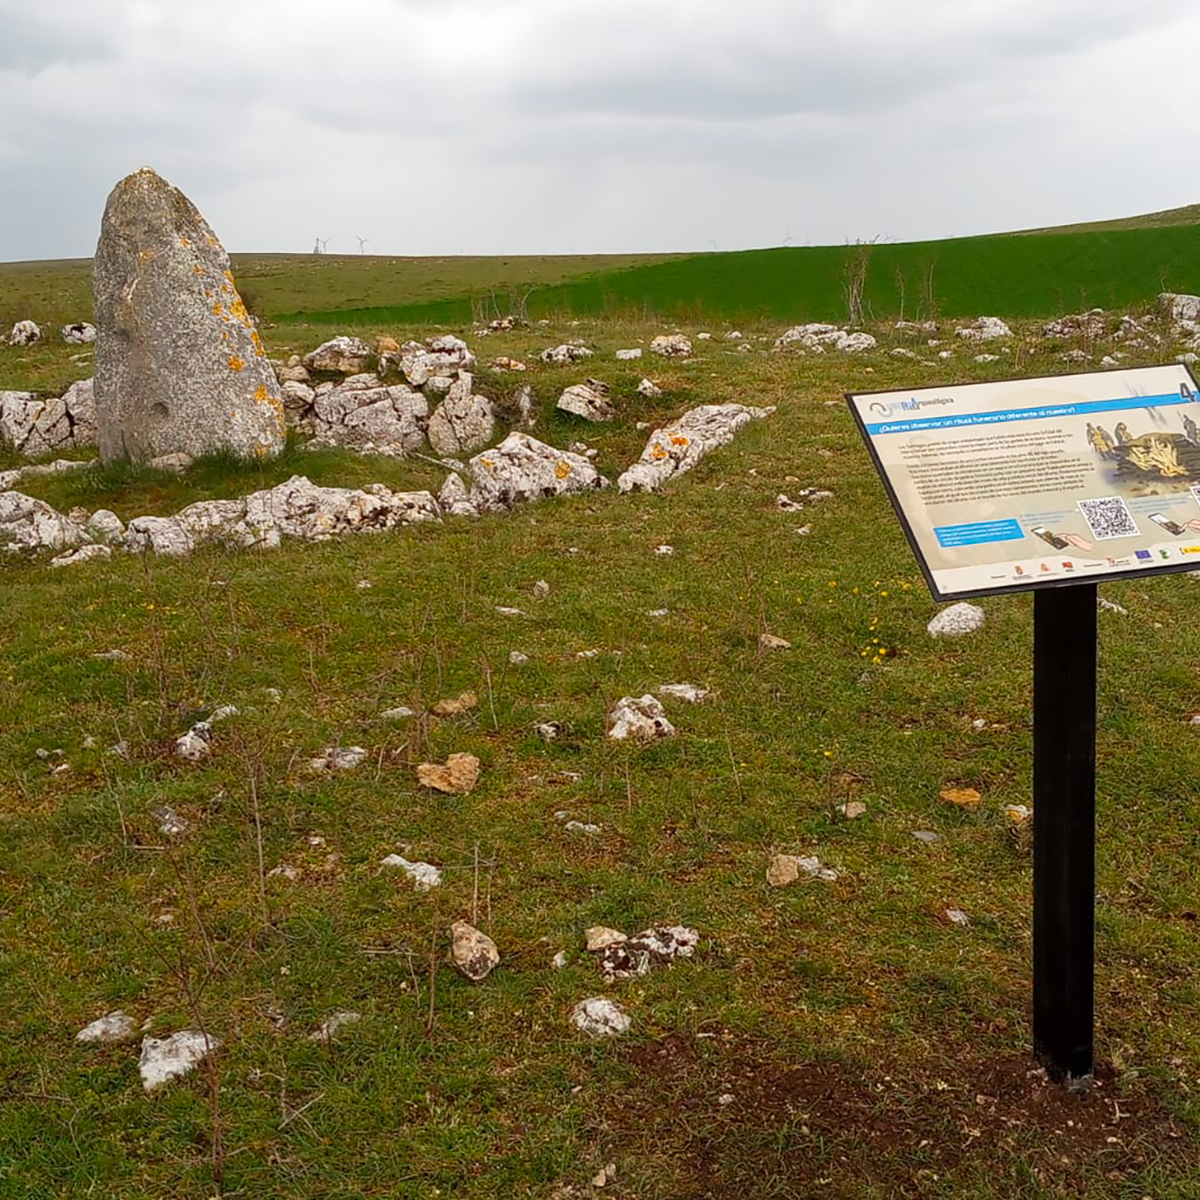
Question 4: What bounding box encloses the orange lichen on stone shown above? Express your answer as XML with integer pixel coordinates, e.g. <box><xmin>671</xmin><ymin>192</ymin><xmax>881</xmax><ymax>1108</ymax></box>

<box><xmin>555</xmin><ymin>460</ymin><xmax>571</xmax><ymax>479</ymax></box>
<box><xmin>670</xmin><ymin>435</ymin><xmax>689</xmax><ymax>446</ymax></box>
<box><xmin>651</xmin><ymin>443</ymin><xmax>668</xmax><ymax>460</ymax></box>
<box><xmin>229</xmin><ymin>354</ymin><xmax>246</xmax><ymax>371</ymax></box>
<box><xmin>250</xmin><ymin>329</ymin><xmax>265</xmax><ymax>356</ymax></box>
<box><xmin>212</xmin><ymin>303</ymin><xmax>224</xmax><ymax>317</ymax></box>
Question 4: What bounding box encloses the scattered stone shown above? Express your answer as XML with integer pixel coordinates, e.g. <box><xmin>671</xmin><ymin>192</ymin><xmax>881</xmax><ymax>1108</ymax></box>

<box><xmin>607</xmin><ymin>695</ymin><xmax>676</xmax><ymax>742</ymax></box>
<box><xmin>535</xmin><ymin>721</ymin><xmax>563</xmax><ymax>741</ymax></box>
<box><xmin>449</xmin><ymin>920</ymin><xmax>500</xmax><ymax>982</ymax></box>
<box><xmin>8</xmin><ymin>319</ymin><xmax>41</xmax><ymax>346</ymax></box>
<box><xmin>76</xmin><ymin>1010</ymin><xmax>138</xmax><ymax>1044</ymax></box>
<box><xmin>927</xmin><ymin>603</ymin><xmax>984</xmax><ymax>638</ymax></box>
<box><xmin>428</xmin><ymin>373</ymin><xmax>495</xmax><ymax>455</ymax></box>
<box><xmin>654</xmin><ymin>544</ymin><xmax>674</xmax><ymax>556</ymax></box>
<box><xmin>940</xmin><ymin>786</ymin><xmax>982</xmax><ymax>810</ymax></box>
<box><xmin>956</xmin><ymin>316</ymin><xmax>1012</xmax><ymax>341</ymax></box>
<box><xmin>85</xmin><ymin>509</ymin><xmax>125</xmax><ymax>544</ymax></box>
<box><xmin>591</xmin><ymin>1165</ymin><xmax>617</xmax><ymax>1188</ymax></box>
<box><xmin>438</xmin><ymin>472</ymin><xmax>479</xmax><ymax>518</ymax></box>
<box><xmin>303</xmin><ymin>336</ymin><xmax>374</xmax><ymax>376</ymax></box>
<box><xmin>267</xmin><ymin>863</ymin><xmax>299</xmax><ymax>880</ymax></box>
<box><xmin>1003</xmin><ymin>803</ymin><xmax>1032</xmax><ymax>826</ymax></box>
<box><xmin>153</xmin><ymin>805</ymin><xmax>188</xmax><ymax>836</ymax></box>
<box><xmin>593</xmin><ymin>926</ymin><xmax>699</xmax><ymax>980</ymax></box>
<box><xmin>417</xmin><ymin>753</ymin><xmax>481</xmax><ymax>794</ymax></box>
<box><xmin>776</xmin><ymin>488</ymin><xmax>831</xmax><ymax>511</ymax></box>
<box><xmin>307</xmin><ymin>1010</ymin><xmax>361</xmax><ymax>1041</ymax></box>
<box><xmin>93</xmin><ymin>168</ymin><xmax>285</xmax><ymax>463</ymax></box>
<box><xmin>381</xmin><ymin>855</ymin><xmax>443</xmax><ymax>889</ymax></box>
<box><xmin>557</xmin><ymin>378</ymin><xmax>615</xmax><ymax>422</ymax></box>
<box><xmin>767</xmin><ymin>853</ymin><xmax>837</xmax><ymax>886</ymax></box>
<box><xmin>533</xmin><ymin>579</ymin><xmax>551</xmax><ymax>598</ymax></box>
<box><xmin>1098</xmin><ymin>596</ymin><xmax>1127</xmax><ymax>615</ymax></box>
<box><xmin>615</xmin><ymin>348</ymin><xmax>642</xmax><ymax>360</ymax></box>
<box><xmin>572</xmin><ymin>997</ymin><xmax>630</xmax><ymax>1037</ymax></box>
<box><xmin>657</xmin><ymin>683</ymin><xmax>708</xmax><ymax>703</ymax></box>
<box><xmin>585</xmin><ymin>926</ymin><xmax>627</xmax><ymax>952</ymax></box>
<box><xmin>174</xmin><ymin>723</ymin><xmax>212</xmax><ymax>761</ymax></box>
<box><xmin>432</xmin><ymin>691</ymin><xmax>478</xmax><ymax>717</ymax></box>
<box><xmin>1159</xmin><ymin>293</ymin><xmax>1200</xmax><ymax>323</ymax></box>
<box><xmin>139</xmin><ymin>1030</ymin><xmax>220</xmax><ymax>1091</ymax></box>
<box><xmin>489</xmin><ymin>356</ymin><xmax>526</xmax><ymax>372</ymax></box>
<box><xmin>759</xmin><ymin>633</ymin><xmax>791</xmax><ymax>649</ymax></box>
<box><xmin>650</xmin><ymin>334</ymin><xmax>692</xmax><ymax>358</ymax></box>
<box><xmin>50</xmin><ymin>544</ymin><xmax>111</xmax><ymax>568</ymax></box>
<box><xmin>646</xmin><ymin>608</ymin><xmax>669</xmax><ymax>618</ymax></box>
<box><xmin>309</xmin><ymin>745</ymin><xmax>367</xmax><ymax>772</ymax></box>
<box><xmin>637</xmin><ymin>378</ymin><xmax>663</xmax><ymax>398</ymax></box>
<box><xmin>773</xmin><ymin>324</ymin><xmax>875</xmax><ymax>353</ymax></box>
<box><xmin>564</xmin><ymin>820</ymin><xmax>600</xmax><ymax>835</ymax></box>
<box><xmin>496</xmin><ymin>606</ymin><xmax>526</xmax><ymax>616</ymax></box>
<box><xmin>380</xmin><ymin>706</ymin><xmax>415</xmax><ymax>721</ymax></box>
<box><xmin>468</xmin><ymin>433</ymin><xmax>608</xmax><ymax>512</ymax></box>
<box><xmin>508</xmin><ymin>651</ymin><xmax>529</xmax><ymax>665</ymax></box>
<box><xmin>617</xmin><ymin>404</ymin><xmax>774</xmax><ymax>493</ymax></box>
<box><xmin>945</xmin><ymin>908</ymin><xmax>971</xmax><ymax>927</ymax></box>
<box><xmin>912</xmin><ymin>830</ymin><xmax>941</xmax><ymax>844</ymax></box>
<box><xmin>540</xmin><ymin>343</ymin><xmax>593</xmax><ymax>365</ymax></box>
<box><xmin>552</xmin><ymin>950</ymin><xmax>568</xmax><ymax>969</ymax></box>
<box><xmin>974</xmin><ymin>354</ymin><xmax>999</xmax><ymax>364</ymax></box>
<box><xmin>62</xmin><ymin>322</ymin><xmax>97</xmax><ymax>345</ymax></box>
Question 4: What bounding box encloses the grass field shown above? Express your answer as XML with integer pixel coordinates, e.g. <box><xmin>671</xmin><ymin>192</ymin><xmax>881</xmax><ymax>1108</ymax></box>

<box><xmin>3</xmin><ymin>246</ymin><xmax>1200</xmax><ymax>1198</ymax></box>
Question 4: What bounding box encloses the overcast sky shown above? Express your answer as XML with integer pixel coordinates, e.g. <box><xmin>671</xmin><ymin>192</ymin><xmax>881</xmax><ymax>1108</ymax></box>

<box><xmin>2</xmin><ymin>0</ymin><xmax>1198</xmax><ymax>261</ymax></box>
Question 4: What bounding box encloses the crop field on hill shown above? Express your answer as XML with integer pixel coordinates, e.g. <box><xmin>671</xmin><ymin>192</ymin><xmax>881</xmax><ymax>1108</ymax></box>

<box><xmin>3</xmin><ymin>249</ymin><xmax>1200</xmax><ymax>1199</ymax></box>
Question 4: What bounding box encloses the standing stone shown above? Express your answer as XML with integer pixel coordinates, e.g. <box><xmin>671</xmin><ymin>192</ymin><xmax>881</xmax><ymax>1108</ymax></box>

<box><xmin>93</xmin><ymin>168</ymin><xmax>286</xmax><ymax>464</ymax></box>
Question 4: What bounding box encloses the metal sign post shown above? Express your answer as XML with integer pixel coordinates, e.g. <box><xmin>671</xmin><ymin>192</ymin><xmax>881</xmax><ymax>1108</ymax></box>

<box><xmin>1032</xmin><ymin>583</ymin><xmax>1097</xmax><ymax>1084</ymax></box>
<box><xmin>846</xmin><ymin>363</ymin><xmax>1200</xmax><ymax>1087</ymax></box>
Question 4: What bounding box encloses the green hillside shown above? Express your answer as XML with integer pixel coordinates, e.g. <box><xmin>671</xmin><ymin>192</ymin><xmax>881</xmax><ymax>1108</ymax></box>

<box><xmin>290</xmin><ymin>222</ymin><xmax>1200</xmax><ymax>329</ymax></box>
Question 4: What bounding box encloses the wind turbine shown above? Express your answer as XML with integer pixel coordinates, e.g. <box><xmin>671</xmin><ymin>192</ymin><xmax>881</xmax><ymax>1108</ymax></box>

<box><xmin>356</xmin><ymin>235</ymin><xmax>370</xmax><ymax>254</ymax></box>
<box><xmin>317</xmin><ymin>237</ymin><xmax>331</xmax><ymax>255</ymax></box>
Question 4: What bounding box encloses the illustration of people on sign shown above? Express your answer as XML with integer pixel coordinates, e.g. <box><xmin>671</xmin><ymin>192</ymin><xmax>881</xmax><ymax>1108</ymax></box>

<box><xmin>1114</xmin><ymin>421</ymin><xmax>1131</xmax><ymax>447</ymax></box>
<box><xmin>1185</xmin><ymin>414</ymin><xmax>1200</xmax><ymax>447</ymax></box>
<box><xmin>1087</xmin><ymin>422</ymin><xmax>1116</xmax><ymax>459</ymax></box>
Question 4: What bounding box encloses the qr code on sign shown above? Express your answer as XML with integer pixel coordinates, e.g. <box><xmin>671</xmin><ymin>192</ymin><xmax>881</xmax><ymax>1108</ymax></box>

<box><xmin>1078</xmin><ymin>496</ymin><xmax>1139</xmax><ymax>540</ymax></box>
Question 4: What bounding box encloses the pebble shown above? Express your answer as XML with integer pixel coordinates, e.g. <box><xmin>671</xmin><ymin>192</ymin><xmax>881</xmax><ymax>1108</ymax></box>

<box><xmin>508</xmin><ymin>650</ymin><xmax>530</xmax><ymax>665</ymax></box>
<box><xmin>572</xmin><ymin>997</ymin><xmax>630</xmax><ymax>1037</ymax></box>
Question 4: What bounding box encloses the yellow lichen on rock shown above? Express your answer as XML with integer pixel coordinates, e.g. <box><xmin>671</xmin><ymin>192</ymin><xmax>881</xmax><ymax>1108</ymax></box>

<box><xmin>229</xmin><ymin>354</ymin><xmax>246</xmax><ymax>371</ymax></box>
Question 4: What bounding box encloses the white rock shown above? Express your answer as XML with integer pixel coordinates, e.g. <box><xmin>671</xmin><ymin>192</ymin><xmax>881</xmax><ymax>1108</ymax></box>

<box><xmin>927</xmin><ymin>602</ymin><xmax>985</xmax><ymax>639</ymax></box>
<box><xmin>657</xmin><ymin>683</ymin><xmax>708</xmax><ymax>703</ymax></box>
<box><xmin>618</xmin><ymin>403</ymin><xmax>773</xmax><ymax>493</ymax></box>
<box><xmin>303</xmin><ymin>336</ymin><xmax>373</xmax><ymax>375</ymax></box>
<box><xmin>437</xmin><ymin>472</ymin><xmax>480</xmax><ymax>517</ymax></box>
<box><xmin>585</xmin><ymin>926</ymin><xmax>628</xmax><ymax>951</ymax></box>
<box><xmin>123</xmin><ymin>515</ymin><xmax>196</xmax><ymax>557</ymax></box>
<box><xmin>974</xmin><ymin>354</ymin><xmax>999</xmax><ymax>363</ymax></box>
<box><xmin>592</xmin><ymin>926</ymin><xmax>699</xmax><ymax>980</ymax></box>
<box><xmin>946</xmin><ymin>908</ymin><xmax>971</xmax><ymax>927</ymax></box>
<box><xmin>380</xmin><ymin>706</ymin><xmax>415</xmax><ymax>721</ymax></box>
<box><xmin>564</xmin><ymin>820</ymin><xmax>600</xmax><ymax>835</ymax></box>
<box><xmin>381</xmin><ymin>855</ymin><xmax>443</xmax><ymax>889</ymax></box>
<box><xmin>539</xmin><ymin>343</ymin><xmax>593</xmax><ymax>365</ymax></box>
<box><xmin>0</xmin><ymin>492</ymin><xmax>88</xmax><ymax>553</ymax></box>
<box><xmin>309</xmin><ymin>745</ymin><xmax>367</xmax><ymax>772</ymax></box>
<box><xmin>956</xmin><ymin>316</ymin><xmax>1012</xmax><ymax>341</ymax></box>
<box><xmin>572</xmin><ymin>997</ymin><xmax>630</xmax><ymax>1037</ymax></box>
<box><xmin>85</xmin><ymin>509</ymin><xmax>125</xmax><ymax>544</ymax></box>
<box><xmin>61</xmin><ymin>322</ymin><xmax>97</xmax><ymax>345</ymax></box>
<box><xmin>836</xmin><ymin>331</ymin><xmax>877</xmax><ymax>353</ymax></box>
<box><xmin>139</xmin><ymin>1030</ymin><xmax>219</xmax><ymax>1090</ymax></box>
<box><xmin>50</xmin><ymin>544</ymin><xmax>111</xmax><ymax>568</ymax></box>
<box><xmin>428</xmin><ymin>373</ymin><xmax>495</xmax><ymax>455</ymax></box>
<box><xmin>767</xmin><ymin>853</ymin><xmax>838</xmax><ymax>885</ymax></box>
<box><xmin>174</xmin><ymin>724</ymin><xmax>211</xmax><ymax>761</ymax></box>
<box><xmin>654</xmin><ymin>544</ymin><xmax>674</xmax><ymax>556</ymax></box>
<box><xmin>608</xmin><ymin>694</ymin><xmax>676</xmax><ymax>741</ymax></box>
<box><xmin>153</xmin><ymin>805</ymin><xmax>188</xmax><ymax>836</ymax></box>
<box><xmin>650</xmin><ymin>334</ymin><xmax>691</xmax><ymax>358</ymax></box>
<box><xmin>400</xmin><ymin>335</ymin><xmax>475</xmax><ymax>386</ymax></box>
<box><xmin>551</xmin><ymin>950</ymin><xmax>568</xmax><ymax>969</ymax></box>
<box><xmin>637</xmin><ymin>378</ymin><xmax>663</xmax><ymax>398</ymax></box>
<box><xmin>615</xmin><ymin>348</ymin><xmax>642</xmax><ymax>360</ymax></box>
<box><xmin>76</xmin><ymin>1010</ymin><xmax>138</xmax><ymax>1044</ymax></box>
<box><xmin>307</xmin><ymin>1010</ymin><xmax>361</xmax><ymax>1041</ymax></box>
<box><xmin>557</xmin><ymin>379</ymin><xmax>614</xmax><ymax>422</ymax></box>
<box><xmin>8</xmin><ymin>319</ymin><xmax>41</xmax><ymax>346</ymax></box>
<box><xmin>449</xmin><ymin>920</ymin><xmax>500</xmax><ymax>982</ymax></box>
<box><xmin>1159</xmin><ymin>293</ymin><xmax>1200</xmax><ymax>323</ymax></box>
<box><xmin>468</xmin><ymin>433</ymin><xmax>608</xmax><ymax>512</ymax></box>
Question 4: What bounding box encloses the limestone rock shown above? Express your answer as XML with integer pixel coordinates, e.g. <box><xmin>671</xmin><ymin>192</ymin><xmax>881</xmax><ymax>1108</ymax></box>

<box><xmin>657</xmin><ymin>682</ymin><xmax>708</xmax><ymax>703</ymax></box>
<box><xmin>594</xmin><ymin>925</ymin><xmax>699</xmax><ymax>980</ymax></box>
<box><xmin>399</xmin><ymin>335</ymin><xmax>475</xmax><ymax>387</ymax></box>
<box><xmin>650</xmin><ymin>334</ymin><xmax>692</xmax><ymax>357</ymax></box>
<box><xmin>0</xmin><ymin>391</ymin><xmax>68</xmax><ymax>456</ymax></box>
<box><xmin>956</xmin><ymin>316</ymin><xmax>1012</xmax><ymax>341</ymax></box>
<box><xmin>307</xmin><ymin>1010</ymin><xmax>361</xmax><ymax>1041</ymax></box>
<box><xmin>308</xmin><ymin>745</ymin><xmax>367</xmax><ymax>772</ymax></box>
<box><xmin>468</xmin><ymin>433</ymin><xmax>608</xmax><ymax>511</ymax></box>
<box><xmin>449</xmin><ymin>920</ymin><xmax>499</xmax><ymax>982</ymax></box>
<box><xmin>428</xmin><ymin>374</ymin><xmax>495</xmax><ymax>455</ymax></box>
<box><xmin>62</xmin><ymin>322</ymin><xmax>96</xmax><ymax>345</ymax></box>
<box><xmin>303</xmin><ymin>336</ymin><xmax>373</xmax><ymax>375</ymax></box>
<box><xmin>51</xmin><ymin>544</ymin><xmax>111</xmax><ymax>568</ymax></box>
<box><xmin>615</xmin><ymin>348</ymin><xmax>642</xmax><ymax>360</ymax></box>
<box><xmin>617</xmin><ymin>403</ymin><xmax>773</xmax><ymax>493</ymax></box>
<box><xmin>123</xmin><ymin>515</ymin><xmax>196</xmax><ymax>557</ymax></box>
<box><xmin>773</xmin><ymin>324</ymin><xmax>875</xmax><ymax>353</ymax></box>
<box><xmin>607</xmin><ymin>694</ymin><xmax>676</xmax><ymax>741</ymax></box>
<box><xmin>585</xmin><ymin>926</ymin><xmax>627</xmax><ymax>952</ymax></box>
<box><xmin>637</xmin><ymin>378</ymin><xmax>662</xmax><ymax>398</ymax></box>
<box><xmin>62</xmin><ymin>378</ymin><xmax>96</xmax><ymax>444</ymax></box>
<box><xmin>93</xmin><ymin>168</ymin><xmax>286</xmax><ymax>463</ymax></box>
<box><xmin>138</xmin><ymin>1030</ymin><xmax>219</xmax><ymax>1090</ymax></box>
<box><xmin>381</xmin><ymin>855</ymin><xmax>443</xmax><ymax>889</ymax></box>
<box><xmin>0</xmin><ymin>492</ymin><xmax>87</xmax><ymax>553</ymax></box>
<box><xmin>417</xmin><ymin>752</ymin><xmax>481</xmax><ymax>794</ymax></box>
<box><xmin>310</xmin><ymin>382</ymin><xmax>428</xmax><ymax>454</ymax></box>
<box><xmin>8</xmin><ymin>319</ymin><xmax>41</xmax><ymax>346</ymax></box>
<box><xmin>767</xmin><ymin>853</ymin><xmax>837</xmax><ymax>886</ymax></box>
<box><xmin>539</xmin><ymin>343</ymin><xmax>593</xmax><ymax>365</ymax></box>
<box><xmin>557</xmin><ymin>379</ymin><xmax>614</xmax><ymax>422</ymax></box>
<box><xmin>438</xmin><ymin>472</ymin><xmax>479</xmax><ymax>516</ymax></box>
<box><xmin>927</xmin><ymin>602</ymin><xmax>984</xmax><ymax>638</ymax></box>
<box><xmin>572</xmin><ymin>997</ymin><xmax>630</xmax><ymax>1037</ymax></box>
<box><xmin>759</xmin><ymin>633</ymin><xmax>791</xmax><ymax>649</ymax></box>
<box><xmin>76</xmin><ymin>1010</ymin><xmax>139</xmax><ymax>1044</ymax></box>
<box><xmin>1159</xmin><ymin>293</ymin><xmax>1200</xmax><ymax>323</ymax></box>
<box><xmin>280</xmin><ymin>380</ymin><xmax>315</xmax><ymax>414</ymax></box>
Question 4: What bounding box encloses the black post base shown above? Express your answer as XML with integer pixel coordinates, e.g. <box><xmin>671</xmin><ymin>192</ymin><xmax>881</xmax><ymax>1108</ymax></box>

<box><xmin>1032</xmin><ymin>583</ymin><xmax>1097</xmax><ymax>1085</ymax></box>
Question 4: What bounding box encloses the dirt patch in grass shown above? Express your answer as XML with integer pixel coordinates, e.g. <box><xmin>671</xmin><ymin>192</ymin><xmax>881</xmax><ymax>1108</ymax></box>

<box><xmin>603</xmin><ymin>1035</ymin><xmax>1192</xmax><ymax>1197</ymax></box>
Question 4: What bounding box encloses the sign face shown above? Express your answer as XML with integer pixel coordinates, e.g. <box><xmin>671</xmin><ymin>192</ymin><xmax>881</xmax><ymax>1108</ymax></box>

<box><xmin>848</xmin><ymin>363</ymin><xmax>1200</xmax><ymax>599</ymax></box>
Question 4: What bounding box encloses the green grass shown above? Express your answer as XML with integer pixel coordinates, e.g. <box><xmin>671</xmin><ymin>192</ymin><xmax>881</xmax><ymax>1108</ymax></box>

<box><xmin>2</xmin><ymin>311</ymin><xmax>1199</xmax><ymax>1198</ymax></box>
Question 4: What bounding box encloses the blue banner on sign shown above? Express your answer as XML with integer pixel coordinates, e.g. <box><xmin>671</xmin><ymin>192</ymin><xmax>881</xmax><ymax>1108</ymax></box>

<box><xmin>934</xmin><ymin>519</ymin><xmax>1025</xmax><ymax>548</ymax></box>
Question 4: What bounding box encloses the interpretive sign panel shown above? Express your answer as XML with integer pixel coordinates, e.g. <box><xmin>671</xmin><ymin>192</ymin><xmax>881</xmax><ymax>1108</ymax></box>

<box><xmin>847</xmin><ymin>363</ymin><xmax>1200</xmax><ymax>599</ymax></box>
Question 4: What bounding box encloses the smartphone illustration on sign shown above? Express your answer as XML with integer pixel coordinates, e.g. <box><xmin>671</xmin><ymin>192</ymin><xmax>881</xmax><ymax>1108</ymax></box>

<box><xmin>1031</xmin><ymin>526</ymin><xmax>1069</xmax><ymax>550</ymax></box>
<box><xmin>1149</xmin><ymin>513</ymin><xmax>1186</xmax><ymax>536</ymax></box>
